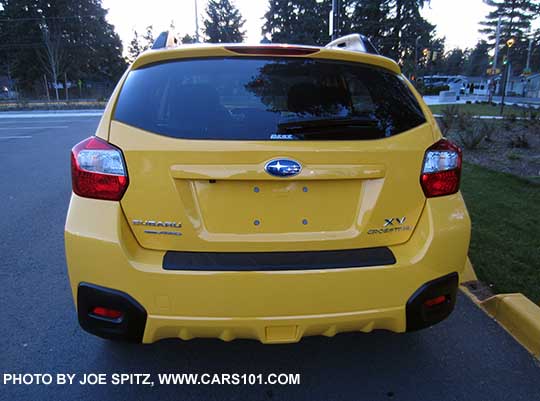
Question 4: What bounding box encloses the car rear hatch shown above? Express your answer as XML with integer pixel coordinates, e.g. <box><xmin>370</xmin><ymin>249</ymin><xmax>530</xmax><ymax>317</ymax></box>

<box><xmin>109</xmin><ymin>49</ymin><xmax>434</xmax><ymax>252</ymax></box>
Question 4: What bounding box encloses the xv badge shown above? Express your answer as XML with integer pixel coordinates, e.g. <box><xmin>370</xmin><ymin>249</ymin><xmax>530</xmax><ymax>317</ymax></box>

<box><xmin>384</xmin><ymin>217</ymin><xmax>406</xmax><ymax>227</ymax></box>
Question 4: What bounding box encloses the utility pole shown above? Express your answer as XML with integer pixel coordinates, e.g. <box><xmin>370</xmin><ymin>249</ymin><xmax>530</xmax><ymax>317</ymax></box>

<box><xmin>525</xmin><ymin>37</ymin><xmax>533</xmax><ymax>71</ymax></box>
<box><xmin>332</xmin><ymin>0</ymin><xmax>340</xmax><ymax>40</ymax></box>
<box><xmin>488</xmin><ymin>15</ymin><xmax>502</xmax><ymax>102</ymax></box>
<box><xmin>64</xmin><ymin>73</ymin><xmax>69</xmax><ymax>101</ymax></box>
<box><xmin>414</xmin><ymin>36</ymin><xmax>421</xmax><ymax>80</ymax></box>
<box><xmin>500</xmin><ymin>38</ymin><xmax>514</xmax><ymax>115</ymax></box>
<box><xmin>43</xmin><ymin>75</ymin><xmax>50</xmax><ymax>102</ymax></box>
<box><xmin>493</xmin><ymin>15</ymin><xmax>501</xmax><ymax>73</ymax></box>
<box><xmin>194</xmin><ymin>0</ymin><xmax>200</xmax><ymax>43</ymax></box>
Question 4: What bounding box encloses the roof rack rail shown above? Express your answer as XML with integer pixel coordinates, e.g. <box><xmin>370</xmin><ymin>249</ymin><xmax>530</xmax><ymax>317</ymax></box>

<box><xmin>152</xmin><ymin>31</ymin><xmax>178</xmax><ymax>50</ymax></box>
<box><xmin>325</xmin><ymin>34</ymin><xmax>379</xmax><ymax>55</ymax></box>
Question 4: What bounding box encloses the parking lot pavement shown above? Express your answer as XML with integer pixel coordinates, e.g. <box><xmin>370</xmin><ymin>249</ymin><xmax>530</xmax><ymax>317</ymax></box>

<box><xmin>1</xmin><ymin>114</ymin><xmax>539</xmax><ymax>401</ymax></box>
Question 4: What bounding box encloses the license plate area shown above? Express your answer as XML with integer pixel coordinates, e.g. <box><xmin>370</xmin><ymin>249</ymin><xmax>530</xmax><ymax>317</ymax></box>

<box><xmin>193</xmin><ymin>180</ymin><xmax>362</xmax><ymax>233</ymax></box>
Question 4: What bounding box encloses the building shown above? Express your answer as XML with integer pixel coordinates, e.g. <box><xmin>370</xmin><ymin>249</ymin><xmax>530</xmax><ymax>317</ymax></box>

<box><xmin>524</xmin><ymin>73</ymin><xmax>540</xmax><ymax>98</ymax></box>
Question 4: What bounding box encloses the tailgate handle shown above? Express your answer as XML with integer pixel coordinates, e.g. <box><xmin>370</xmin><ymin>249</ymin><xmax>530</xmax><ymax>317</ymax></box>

<box><xmin>170</xmin><ymin>164</ymin><xmax>385</xmax><ymax>180</ymax></box>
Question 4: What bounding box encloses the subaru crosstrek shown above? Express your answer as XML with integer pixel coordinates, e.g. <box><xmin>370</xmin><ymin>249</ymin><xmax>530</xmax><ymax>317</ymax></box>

<box><xmin>65</xmin><ymin>39</ymin><xmax>471</xmax><ymax>343</ymax></box>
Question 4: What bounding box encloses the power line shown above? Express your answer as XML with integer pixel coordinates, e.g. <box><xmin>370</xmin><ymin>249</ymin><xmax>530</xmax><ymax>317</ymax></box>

<box><xmin>0</xmin><ymin>15</ymin><xmax>100</xmax><ymax>23</ymax></box>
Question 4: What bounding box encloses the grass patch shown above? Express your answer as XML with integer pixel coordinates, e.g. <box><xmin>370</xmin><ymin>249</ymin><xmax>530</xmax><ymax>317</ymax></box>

<box><xmin>429</xmin><ymin>103</ymin><xmax>536</xmax><ymax>117</ymax></box>
<box><xmin>461</xmin><ymin>163</ymin><xmax>540</xmax><ymax>303</ymax></box>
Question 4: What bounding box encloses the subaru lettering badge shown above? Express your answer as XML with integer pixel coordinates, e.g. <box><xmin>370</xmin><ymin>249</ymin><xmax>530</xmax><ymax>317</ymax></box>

<box><xmin>264</xmin><ymin>158</ymin><xmax>302</xmax><ymax>177</ymax></box>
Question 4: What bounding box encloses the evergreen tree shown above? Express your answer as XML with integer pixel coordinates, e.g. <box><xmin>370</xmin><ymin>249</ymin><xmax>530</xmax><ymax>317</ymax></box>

<box><xmin>262</xmin><ymin>0</ymin><xmax>435</xmax><ymax>72</ymax></box>
<box><xmin>464</xmin><ymin>40</ymin><xmax>491</xmax><ymax>76</ymax></box>
<box><xmin>480</xmin><ymin>0</ymin><xmax>540</xmax><ymax>74</ymax></box>
<box><xmin>141</xmin><ymin>25</ymin><xmax>154</xmax><ymax>51</ymax></box>
<box><xmin>347</xmin><ymin>0</ymin><xmax>390</xmax><ymax>49</ymax></box>
<box><xmin>383</xmin><ymin>0</ymin><xmax>435</xmax><ymax>68</ymax></box>
<box><xmin>440</xmin><ymin>49</ymin><xmax>466</xmax><ymax>75</ymax></box>
<box><xmin>262</xmin><ymin>0</ymin><xmax>332</xmax><ymax>46</ymax></box>
<box><xmin>203</xmin><ymin>0</ymin><xmax>245</xmax><ymax>43</ymax></box>
<box><xmin>181</xmin><ymin>34</ymin><xmax>197</xmax><ymax>44</ymax></box>
<box><xmin>126</xmin><ymin>30</ymin><xmax>143</xmax><ymax>64</ymax></box>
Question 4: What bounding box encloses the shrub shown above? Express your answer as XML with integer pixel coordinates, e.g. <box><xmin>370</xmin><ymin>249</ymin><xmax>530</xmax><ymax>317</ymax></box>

<box><xmin>508</xmin><ymin>134</ymin><xmax>530</xmax><ymax>149</ymax></box>
<box><xmin>457</xmin><ymin>119</ymin><xmax>491</xmax><ymax>150</ymax></box>
<box><xmin>437</xmin><ymin>104</ymin><xmax>460</xmax><ymax>136</ymax></box>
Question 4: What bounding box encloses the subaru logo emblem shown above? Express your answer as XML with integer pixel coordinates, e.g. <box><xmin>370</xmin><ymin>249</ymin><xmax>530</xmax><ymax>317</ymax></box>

<box><xmin>265</xmin><ymin>158</ymin><xmax>302</xmax><ymax>178</ymax></box>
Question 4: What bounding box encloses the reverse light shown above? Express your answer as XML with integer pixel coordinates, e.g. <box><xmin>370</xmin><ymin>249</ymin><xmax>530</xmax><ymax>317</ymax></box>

<box><xmin>70</xmin><ymin>136</ymin><xmax>128</xmax><ymax>201</ymax></box>
<box><xmin>91</xmin><ymin>306</ymin><xmax>123</xmax><ymax>320</ymax></box>
<box><xmin>420</xmin><ymin>139</ymin><xmax>462</xmax><ymax>198</ymax></box>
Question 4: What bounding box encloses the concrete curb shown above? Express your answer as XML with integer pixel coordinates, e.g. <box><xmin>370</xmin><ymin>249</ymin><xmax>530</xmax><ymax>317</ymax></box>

<box><xmin>482</xmin><ymin>294</ymin><xmax>540</xmax><ymax>358</ymax></box>
<box><xmin>460</xmin><ymin>260</ymin><xmax>540</xmax><ymax>359</ymax></box>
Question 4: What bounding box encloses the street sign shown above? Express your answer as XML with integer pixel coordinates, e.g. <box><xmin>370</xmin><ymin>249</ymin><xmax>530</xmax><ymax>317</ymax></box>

<box><xmin>487</xmin><ymin>68</ymin><xmax>501</xmax><ymax>75</ymax></box>
<box><xmin>523</xmin><ymin>68</ymin><xmax>532</xmax><ymax>76</ymax></box>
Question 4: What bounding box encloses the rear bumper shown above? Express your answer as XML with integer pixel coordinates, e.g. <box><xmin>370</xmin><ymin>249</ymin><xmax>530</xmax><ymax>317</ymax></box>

<box><xmin>65</xmin><ymin>193</ymin><xmax>470</xmax><ymax>344</ymax></box>
<box><xmin>76</xmin><ymin>273</ymin><xmax>458</xmax><ymax>343</ymax></box>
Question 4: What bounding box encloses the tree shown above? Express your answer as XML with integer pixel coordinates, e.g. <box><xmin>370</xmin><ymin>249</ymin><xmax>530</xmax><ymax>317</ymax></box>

<box><xmin>262</xmin><ymin>0</ymin><xmax>332</xmax><ymax>46</ymax></box>
<box><xmin>261</xmin><ymin>0</ymin><xmax>435</xmax><ymax>73</ymax></box>
<box><xmin>347</xmin><ymin>0</ymin><xmax>391</xmax><ymax>49</ymax></box>
<box><xmin>0</xmin><ymin>0</ymin><xmax>126</xmax><ymax>96</ymax></box>
<box><xmin>141</xmin><ymin>25</ymin><xmax>154</xmax><ymax>51</ymax></box>
<box><xmin>203</xmin><ymin>0</ymin><xmax>245</xmax><ymax>43</ymax></box>
<box><xmin>480</xmin><ymin>0</ymin><xmax>540</xmax><ymax>74</ymax></box>
<box><xmin>383</xmin><ymin>0</ymin><xmax>435</xmax><ymax>69</ymax></box>
<box><xmin>126</xmin><ymin>30</ymin><xmax>143</xmax><ymax>64</ymax></box>
<box><xmin>181</xmin><ymin>34</ymin><xmax>196</xmax><ymax>44</ymax></box>
<box><xmin>439</xmin><ymin>48</ymin><xmax>466</xmax><ymax>75</ymax></box>
<box><xmin>38</xmin><ymin>23</ymin><xmax>64</xmax><ymax>100</ymax></box>
<box><xmin>463</xmin><ymin>40</ymin><xmax>490</xmax><ymax>76</ymax></box>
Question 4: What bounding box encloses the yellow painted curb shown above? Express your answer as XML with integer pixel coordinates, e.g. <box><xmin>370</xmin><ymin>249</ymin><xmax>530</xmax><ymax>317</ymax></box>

<box><xmin>460</xmin><ymin>257</ymin><xmax>478</xmax><ymax>283</ymax></box>
<box><xmin>481</xmin><ymin>294</ymin><xmax>540</xmax><ymax>358</ymax></box>
<box><xmin>460</xmin><ymin>258</ymin><xmax>540</xmax><ymax>359</ymax></box>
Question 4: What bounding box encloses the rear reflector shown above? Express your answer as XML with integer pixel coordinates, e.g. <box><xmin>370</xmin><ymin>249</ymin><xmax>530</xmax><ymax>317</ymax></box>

<box><xmin>225</xmin><ymin>45</ymin><xmax>319</xmax><ymax>56</ymax></box>
<box><xmin>71</xmin><ymin>136</ymin><xmax>129</xmax><ymax>201</ymax></box>
<box><xmin>424</xmin><ymin>295</ymin><xmax>448</xmax><ymax>308</ymax></box>
<box><xmin>420</xmin><ymin>139</ymin><xmax>462</xmax><ymax>197</ymax></box>
<box><xmin>91</xmin><ymin>306</ymin><xmax>123</xmax><ymax>320</ymax></box>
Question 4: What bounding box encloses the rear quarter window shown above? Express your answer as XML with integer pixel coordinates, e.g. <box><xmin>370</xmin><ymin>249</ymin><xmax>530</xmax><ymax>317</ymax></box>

<box><xmin>114</xmin><ymin>57</ymin><xmax>426</xmax><ymax>140</ymax></box>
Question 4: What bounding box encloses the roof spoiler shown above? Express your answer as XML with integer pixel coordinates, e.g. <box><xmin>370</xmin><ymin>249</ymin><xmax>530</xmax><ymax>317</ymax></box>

<box><xmin>325</xmin><ymin>34</ymin><xmax>379</xmax><ymax>55</ymax></box>
<box><xmin>152</xmin><ymin>31</ymin><xmax>178</xmax><ymax>50</ymax></box>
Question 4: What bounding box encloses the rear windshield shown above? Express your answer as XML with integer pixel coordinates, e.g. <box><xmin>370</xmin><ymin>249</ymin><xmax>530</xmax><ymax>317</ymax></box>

<box><xmin>114</xmin><ymin>57</ymin><xmax>426</xmax><ymax>140</ymax></box>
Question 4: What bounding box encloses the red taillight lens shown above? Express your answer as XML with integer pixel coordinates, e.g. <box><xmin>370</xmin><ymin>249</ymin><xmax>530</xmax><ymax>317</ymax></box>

<box><xmin>91</xmin><ymin>306</ymin><xmax>123</xmax><ymax>320</ymax></box>
<box><xmin>420</xmin><ymin>139</ymin><xmax>462</xmax><ymax>198</ymax></box>
<box><xmin>71</xmin><ymin>136</ymin><xmax>128</xmax><ymax>201</ymax></box>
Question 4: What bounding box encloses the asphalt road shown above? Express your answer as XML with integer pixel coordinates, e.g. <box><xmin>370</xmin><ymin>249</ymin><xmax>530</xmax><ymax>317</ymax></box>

<box><xmin>1</xmin><ymin>113</ymin><xmax>539</xmax><ymax>401</ymax></box>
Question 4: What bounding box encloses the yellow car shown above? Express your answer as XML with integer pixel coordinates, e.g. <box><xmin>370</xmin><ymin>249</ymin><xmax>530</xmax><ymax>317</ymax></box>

<box><xmin>65</xmin><ymin>34</ymin><xmax>470</xmax><ymax>344</ymax></box>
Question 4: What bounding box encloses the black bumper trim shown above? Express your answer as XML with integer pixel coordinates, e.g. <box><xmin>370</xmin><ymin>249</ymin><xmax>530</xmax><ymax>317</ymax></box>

<box><xmin>406</xmin><ymin>272</ymin><xmax>459</xmax><ymax>332</ymax></box>
<box><xmin>77</xmin><ymin>283</ymin><xmax>147</xmax><ymax>342</ymax></box>
<box><xmin>163</xmin><ymin>247</ymin><xmax>396</xmax><ymax>271</ymax></box>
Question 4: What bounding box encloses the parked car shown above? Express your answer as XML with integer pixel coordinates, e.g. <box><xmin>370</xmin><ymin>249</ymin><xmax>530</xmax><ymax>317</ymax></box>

<box><xmin>65</xmin><ymin>33</ymin><xmax>471</xmax><ymax>344</ymax></box>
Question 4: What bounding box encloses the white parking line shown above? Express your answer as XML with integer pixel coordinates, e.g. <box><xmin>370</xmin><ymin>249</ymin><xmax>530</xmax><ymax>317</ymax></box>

<box><xmin>0</xmin><ymin>136</ymin><xmax>33</xmax><ymax>139</ymax></box>
<box><xmin>0</xmin><ymin>112</ymin><xmax>103</xmax><ymax>118</ymax></box>
<box><xmin>0</xmin><ymin>120</ymin><xmax>74</xmax><ymax>124</ymax></box>
<box><xmin>0</xmin><ymin>126</ymin><xmax>69</xmax><ymax>130</ymax></box>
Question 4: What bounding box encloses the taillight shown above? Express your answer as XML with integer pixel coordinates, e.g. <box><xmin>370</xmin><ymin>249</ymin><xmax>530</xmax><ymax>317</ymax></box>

<box><xmin>71</xmin><ymin>136</ymin><xmax>128</xmax><ymax>201</ymax></box>
<box><xmin>420</xmin><ymin>139</ymin><xmax>462</xmax><ymax>198</ymax></box>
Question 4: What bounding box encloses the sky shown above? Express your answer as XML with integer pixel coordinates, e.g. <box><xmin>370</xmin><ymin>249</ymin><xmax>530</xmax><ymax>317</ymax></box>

<box><xmin>101</xmin><ymin>0</ymin><xmax>511</xmax><ymax>52</ymax></box>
